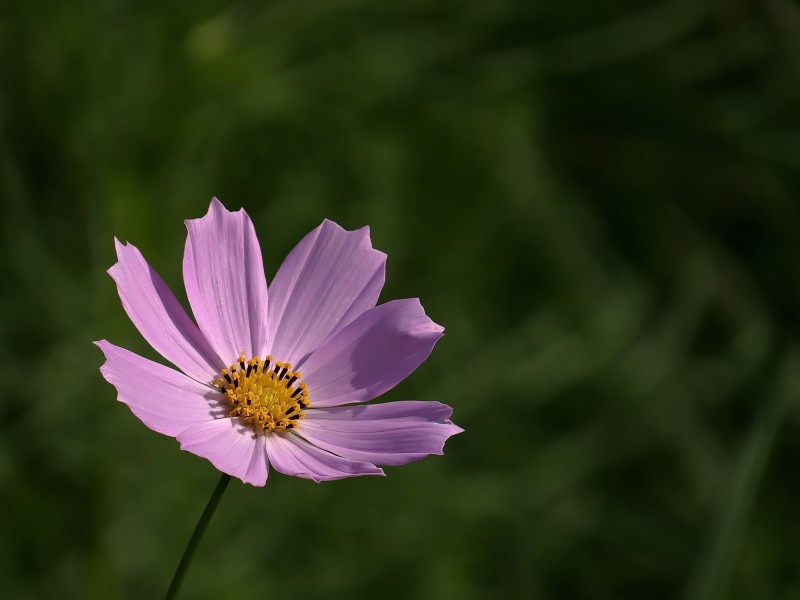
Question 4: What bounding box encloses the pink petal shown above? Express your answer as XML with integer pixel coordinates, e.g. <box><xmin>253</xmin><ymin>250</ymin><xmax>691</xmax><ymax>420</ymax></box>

<box><xmin>177</xmin><ymin>418</ymin><xmax>269</xmax><ymax>486</ymax></box>
<box><xmin>108</xmin><ymin>239</ymin><xmax>222</xmax><ymax>381</ymax></box>
<box><xmin>301</xmin><ymin>401</ymin><xmax>463</xmax><ymax>466</ymax></box>
<box><xmin>183</xmin><ymin>198</ymin><xmax>269</xmax><ymax>365</ymax></box>
<box><xmin>95</xmin><ymin>340</ymin><xmax>224</xmax><ymax>437</ymax></box>
<box><xmin>299</xmin><ymin>299</ymin><xmax>444</xmax><ymax>407</ymax></box>
<box><xmin>267</xmin><ymin>219</ymin><xmax>386</xmax><ymax>367</ymax></box>
<box><xmin>265</xmin><ymin>433</ymin><xmax>384</xmax><ymax>482</ymax></box>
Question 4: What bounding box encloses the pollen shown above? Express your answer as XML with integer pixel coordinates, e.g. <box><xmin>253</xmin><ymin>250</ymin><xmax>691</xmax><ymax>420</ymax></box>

<box><xmin>214</xmin><ymin>353</ymin><xmax>309</xmax><ymax>433</ymax></box>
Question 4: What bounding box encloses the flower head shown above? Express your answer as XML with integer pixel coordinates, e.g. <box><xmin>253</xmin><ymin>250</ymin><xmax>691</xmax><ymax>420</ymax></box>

<box><xmin>95</xmin><ymin>198</ymin><xmax>462</xmax><ymax>485</ymax></box>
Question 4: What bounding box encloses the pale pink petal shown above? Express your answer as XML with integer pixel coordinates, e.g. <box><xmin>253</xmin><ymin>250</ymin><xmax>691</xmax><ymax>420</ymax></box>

<box><xmin>183</xmin><ymin>198</ymin><xmax>269</xmax><ymax>365</ymax></box>
<box><xmin>95</xmin><ymin>340</ymin><xmax>224</xmax><ymax>437</ymax></box>
<box><xmin>177</xmin><ymin>418</ymin><xmax>269</xmax><ymax>486</ymax></box>
<box><xmin>299</xmin><ymin>299</ymin><xmax>443</xmax><ymax>407</ymax></box>
<box><xmin>301</xmin><ymin>402</ymin><xmax>463</xmax><ymax>466</ymax></box>
<box><xmin>267</xmin><ymin>219</ymin><xmax>386</xmax><ymax>367</ymax></box>
<box><xmin>245</xmin><ymin>435</ymin><xmax>269</xmax><ymax>485</ymax></box>
<box><xmin>265</xmin><ymin>433</ymin><xmax>384</xmax><ymax>482</ymax></box>
<box><xmin>108</xmin><ymin>239</ymin><xmax>222</xmax><ymax>381</ymax></box>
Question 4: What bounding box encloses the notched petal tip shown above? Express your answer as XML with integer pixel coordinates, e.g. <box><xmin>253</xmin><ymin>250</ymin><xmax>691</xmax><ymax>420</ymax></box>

<box><xmin>93</xmin><ymin>339</ymin><xmax>110</xmax><ymax>369</ymax></box>
<box><xmin>410</xmin><ymin>298</ymin><xmax>445</xmax><ymax>337</ymax></box>
<box><xmin>267</xmin><ymin>217</ymin><xmax>388</xmax><ymax>365</ymax></box>
<box><xmin>425</xmin><ymin>401</ymin><xmax>464</xmax><ymax>447</ymax></box>
<box><xmin>300</xmin><ymin>400</ymin><xmax>463</xmax><ymax>467</ymax></box>
<box><xmin>208</xmin><ymin>196</ymin><xmax>227</xmax><ymax>213</ymax></box>
<box><xmin>429</xmin><ymin>402</ymin><xmax>464</xmax><ymax>434</ymax></box>
<box><xmin>184</xmin><ymin>197</ymin><xmax>243</xmax><ymax>228</ymax></box>
<box><xmin>449</xmin><ymin>423</ymin><xmax>465</xmax><ymax>436</ymax></box>
<box><xmin>93</xmin><ymin>339</ymin><xmax>118</xmax><ymax>368</ymax></box>
<box><xmin>183</xmin><ymin>195</ymin><xmax>269</xmax><ymax>362</ymax></box>
<box><xmin>95</xmin><ymin>340</ymin><xmax>224</xmax><ymax>439</ymax></box>
<box><xmin>107</xmin><ymin>238</ymin><xmax>127</xmax><ymax>276</ymax></box>
<box><xmin>103</xmin><ymin>239</ymin><xmax>223</xmax><ymax>380</ymax></box>
<box><xmin>319</xmin><ymin>218</ymin><xmax>388</xmax><ymax>259</ymax></box>
<box><xmin>300</xmin><ymin>298</ymin><xmax>446</xmax><ymax>407</ymax></box>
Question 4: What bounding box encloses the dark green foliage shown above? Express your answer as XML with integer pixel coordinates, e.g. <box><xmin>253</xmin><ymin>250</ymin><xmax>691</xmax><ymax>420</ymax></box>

<box><xmin>2</xmin><ymin>1</ymin><xmax>800</xmax><ymax>598</ymax></box>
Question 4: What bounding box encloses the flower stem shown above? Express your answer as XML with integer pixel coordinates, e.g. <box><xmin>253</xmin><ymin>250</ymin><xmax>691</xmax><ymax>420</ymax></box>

<box><xmin>164</xmin><ymin>474</ymin><xmax>231</xmax><ymax>600</ymax></box>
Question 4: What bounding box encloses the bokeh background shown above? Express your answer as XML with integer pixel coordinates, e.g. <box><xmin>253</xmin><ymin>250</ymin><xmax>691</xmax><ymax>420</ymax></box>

<box><xmin>4</xmin><ymin>0</ymin><xmax>800</xmax><ymax>598</ymax></box>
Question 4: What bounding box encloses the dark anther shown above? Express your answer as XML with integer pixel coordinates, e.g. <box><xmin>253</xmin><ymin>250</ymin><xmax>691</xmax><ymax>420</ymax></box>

<box><xmin>262</xmin><ymin>359</ymin><xmax>270</xmax><ymax>372</ymax></box>
<box><xmin>274</xmin><ymin>365</ymin><xmax>281</xmax><ymax>375</ymax></box>
<box><xmin>289</xmin><ymin>414</ymin><xmax>300</xmax><ymax>420</ymax></box>
<box><xmin>246</xmin><ymin>398</ymin><xmax>251</xmax><ymax>406</ymax></box>
<box><xmin>285</xmin><ymin>375</ymin><xmax>298</xmax><ymax>388</ymax></box>
<box><xmin>291</xmin><ymin>388</ymin><xmax>303</xmax><ymax>398</ymax></box>
<box><xmin>285</xmin><ymin>406</ymin><xmax>295</xmax><ymax>415</ymax></box>
<box><xmin>286</xmin><ymin>423</ymin><xmax>294</xmax><ymax>429</ymax></box>
<box><xmin>246</xmin><ymin>365</ymin><xmax>253</xmax><ymax>377</ymax></box>
<box><xmin>278</xmin><ymin>366</ymin><xmax>288</xmax><ymax>380</ymax></box>
<box><xmin>224</xmin><ymin>373</ymin><xmax>232</xmax><ymax>383</ymax></box>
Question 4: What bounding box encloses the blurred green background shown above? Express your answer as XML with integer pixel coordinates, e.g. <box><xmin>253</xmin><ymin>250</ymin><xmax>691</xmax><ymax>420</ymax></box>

<box><xmin>4</xmin><ymin>0</ymin><xmax>800</xmax><ymax>598</ymax></box>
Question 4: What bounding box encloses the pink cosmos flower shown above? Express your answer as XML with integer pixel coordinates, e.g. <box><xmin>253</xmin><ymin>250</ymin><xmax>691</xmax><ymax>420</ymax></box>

<box><xmin>95</xmin><ymin>198</ymin><xmax>462</xmax><ymax>486</ymax></box>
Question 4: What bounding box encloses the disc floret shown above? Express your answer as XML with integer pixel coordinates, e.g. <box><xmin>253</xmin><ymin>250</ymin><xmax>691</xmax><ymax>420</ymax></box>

<box><xmin>215</xmin><ymin>354</ymin><xmax>309</xmax><ymax>432</ymax></box>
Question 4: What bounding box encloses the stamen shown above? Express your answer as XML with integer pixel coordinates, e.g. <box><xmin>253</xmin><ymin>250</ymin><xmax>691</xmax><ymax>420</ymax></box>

<box><xmin>215</xmin><ymin>353</ymin><xmax>310</xmax><ymax>433</ymax></box>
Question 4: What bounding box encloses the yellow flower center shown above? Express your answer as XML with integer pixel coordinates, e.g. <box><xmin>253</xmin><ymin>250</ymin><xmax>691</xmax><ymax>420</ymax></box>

<box><xmin>214</xmin><ymin>354</ymin><xmax>309</xmax><ymax>433</ymax></box>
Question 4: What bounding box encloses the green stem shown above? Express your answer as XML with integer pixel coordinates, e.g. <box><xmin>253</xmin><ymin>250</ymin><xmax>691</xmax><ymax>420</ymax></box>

<box><xmin>164</xmin><ymin>474</ymin><xmax>231</xmax><ymax>600</ymax></box>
